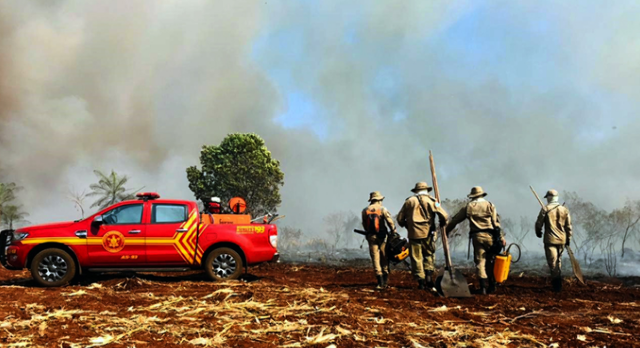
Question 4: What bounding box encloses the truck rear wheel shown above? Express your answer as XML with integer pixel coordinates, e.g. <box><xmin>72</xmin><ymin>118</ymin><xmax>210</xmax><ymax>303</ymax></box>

<box><xmin>205</xmin><ymin>247</ymin><xmax>243</xmax><ymax>281</ymax></box>
<box><xmin>30</xmin><ymin>248</ymin><xmax>76</xmax><ymax>287</ymax></box>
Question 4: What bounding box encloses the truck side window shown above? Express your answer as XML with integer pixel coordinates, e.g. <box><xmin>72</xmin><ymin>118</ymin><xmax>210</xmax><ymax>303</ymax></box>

<box><xmin>102</xmin><ymin>204</ymin><xmax>143</xmax><ymax>225</ymax></box>
<box><xmin>152</xmin><ymin>204</ymin><xmax>188</xmax><ymax>224</ymax></box>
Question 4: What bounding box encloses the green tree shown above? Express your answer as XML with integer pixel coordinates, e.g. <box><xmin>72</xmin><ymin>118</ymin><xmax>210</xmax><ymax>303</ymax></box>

<box><xmin>0</xmin><ymin>182</ymin><xmax>21</xmax><ymax>222</ymax></box>
<box><xmin>186</xmin><ymin>133</ymin><xmax>284</xmax><ymax>217</ymax></box>
<box><xmin>87</xmin><ymin>170</ymin><xmax>140</xmax><ymax>210</ymax></box>
<box><xmin>1</xmin><ymin>204</ymin><xmax>29</xmax><ymax>229</ymax></box>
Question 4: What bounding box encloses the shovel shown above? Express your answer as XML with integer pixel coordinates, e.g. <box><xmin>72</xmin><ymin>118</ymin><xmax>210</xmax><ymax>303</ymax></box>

<box><xmin>435</xmin><ymin>226</ymin><xmax>473</xmax><ymax>297</ymax></box>
<box><xmin>429</xmin><ymin>151</ymin><xmax>472</xmax><ymax>298</ymax></box>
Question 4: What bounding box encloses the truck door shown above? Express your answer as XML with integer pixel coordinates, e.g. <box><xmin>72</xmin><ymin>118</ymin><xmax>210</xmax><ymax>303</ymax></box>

<box><xmin>146</xmin><ymin>203</ymin><xmax>194</xmax><ymax>265</ymax></box>
<box><xmin>88</xmin><ymin>203</ymin><xmax>147</xmax><ymax>265</ymax></box>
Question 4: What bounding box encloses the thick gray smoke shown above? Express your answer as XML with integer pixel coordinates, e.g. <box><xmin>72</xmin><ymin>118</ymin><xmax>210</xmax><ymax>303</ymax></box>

<box><xmin>2</xmin><ymin>0</ymin><xmax>640</xmax><ymax>255</ymax></box>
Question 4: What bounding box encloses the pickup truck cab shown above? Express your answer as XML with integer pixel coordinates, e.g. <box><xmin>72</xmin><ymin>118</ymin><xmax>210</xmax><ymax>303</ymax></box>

<box><xmin>1</xmin><ymin>193</ymin><xmax>279</xmax><ymax>287</ymax></box>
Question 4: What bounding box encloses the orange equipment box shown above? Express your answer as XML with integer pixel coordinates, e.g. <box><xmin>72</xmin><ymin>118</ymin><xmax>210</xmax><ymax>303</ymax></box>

<box><xmin>201</xmin><ymin>213</ymin><xmax>251</xmax><ymax>225</ymax></box>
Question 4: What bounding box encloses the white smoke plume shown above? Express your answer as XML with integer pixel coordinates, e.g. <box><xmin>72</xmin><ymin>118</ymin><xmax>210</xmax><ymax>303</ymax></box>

<box><xmin>1</xmin><ymin>0</ymin><xmax>640</xmax><ymax>251</ymax></box>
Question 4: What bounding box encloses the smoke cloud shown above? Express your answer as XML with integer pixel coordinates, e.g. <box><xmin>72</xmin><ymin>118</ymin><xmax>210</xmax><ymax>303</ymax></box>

<box><xmin>2</xmin><ymin>0</ymin><xmax>640</xmax><ymax>252</ymax></box>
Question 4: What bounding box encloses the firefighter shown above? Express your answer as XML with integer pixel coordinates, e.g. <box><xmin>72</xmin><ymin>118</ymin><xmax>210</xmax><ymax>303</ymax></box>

<box><xmin>200</xmin><ymin>197</ymin><xmax>222</xmax><ymax>225</ymax></box>
<box><xmin>446</xmin><ymin>186</ymin><xmax>505</xmax><ymax>295</ymax></box>
<box><xmin>397</xmin><ymin>182</ymin><xmax>448</xmax><ymax>290</ymax></box>
<box><xmin>535</xmin><ymin>189</ymin><xmax>573</xmax><ymax>292</ymax></box>
<box><xmin>208</xmin><ymin>197</ymin><xmax>222</xmax><ymax>214</ymax></box>
<box><xmin>361</xmin><ymin>191</ymin><xmax>396</xmax><ymax>290</ymax></box>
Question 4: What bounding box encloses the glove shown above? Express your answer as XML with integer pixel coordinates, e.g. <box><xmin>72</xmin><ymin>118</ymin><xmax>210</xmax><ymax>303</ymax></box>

<box><xmin>566</xmin><ymin>239</ymin><xmax>570</xmax><ymax>247</ymax></box>
<box><xmin>536</xmin><ymin>231</ymin><xmax>542</xmax><ymax>239</ymax></box>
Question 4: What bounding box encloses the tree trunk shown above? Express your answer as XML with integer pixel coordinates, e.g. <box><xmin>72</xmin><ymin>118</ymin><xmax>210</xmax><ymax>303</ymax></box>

<box><xmin>621</xmin><ymin>215</ymin><xmax>640</xmax><ymax>259</ymax></box>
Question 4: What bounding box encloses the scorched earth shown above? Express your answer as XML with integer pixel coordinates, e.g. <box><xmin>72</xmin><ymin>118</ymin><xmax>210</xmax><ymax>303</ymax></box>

<box><xmin>0</xmin><ymin>263</ymin><xmax>638</xmax><ymax>347</ymax></box>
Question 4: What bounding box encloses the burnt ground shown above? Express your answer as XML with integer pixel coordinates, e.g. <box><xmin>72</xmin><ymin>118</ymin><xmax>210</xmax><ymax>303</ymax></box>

<box><xmin>0</xmin><ymin>263</ymin><xmax>638</xmax><ymax>348</ymax></box>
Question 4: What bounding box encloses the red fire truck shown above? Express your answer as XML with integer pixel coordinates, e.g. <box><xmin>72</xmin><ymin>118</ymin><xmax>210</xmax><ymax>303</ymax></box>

<box><xmin>0</xmin><ymin>193</ymin><xmax>279</xmax><ymax>287</ymax></box>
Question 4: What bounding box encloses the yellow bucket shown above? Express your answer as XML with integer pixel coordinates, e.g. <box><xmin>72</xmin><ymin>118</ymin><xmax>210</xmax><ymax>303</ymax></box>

<box><xmin>493</xmin><ymin>243</ymin><xmax>521</xmax><ymax>284</ymax></box>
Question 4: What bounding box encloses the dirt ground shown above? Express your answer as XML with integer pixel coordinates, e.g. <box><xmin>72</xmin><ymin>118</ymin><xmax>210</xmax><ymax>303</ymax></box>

<box><xmin>0</xmin><ymin>262</ymin><xmax>638</xmax><ymax>348</ymax></box>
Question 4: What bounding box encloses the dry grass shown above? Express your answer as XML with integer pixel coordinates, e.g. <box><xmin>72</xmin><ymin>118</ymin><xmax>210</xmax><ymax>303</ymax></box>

<box><xmin>3</xmin><ymin>265</ymin><xmax>636</xmax><ymax>348</ymax></box>
<box><xmin>0</xmin><ymin>278</ymin><xmax>555</xmax><ymax>348</ymax></box>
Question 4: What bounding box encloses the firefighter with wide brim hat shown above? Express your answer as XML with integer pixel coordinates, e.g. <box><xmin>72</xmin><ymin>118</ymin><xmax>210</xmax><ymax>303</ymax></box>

<box><xmin>447</xmin><ymin>186</ymin><xmax>505</xmax><ymax>295</ymax></box>
<box><xmin>467</xmin><ymin>186</ymin><xmax>487</xmax><ymax>199</ymax></box>
<box><xmin>361</xmin><ymin>191</ymin><xmax>396</xmax><ymax>290</ymax></box>
<box><xmin>397</xmin><ymin>182</ymin><xmax>449</xmax><ymax>290</ymax></box>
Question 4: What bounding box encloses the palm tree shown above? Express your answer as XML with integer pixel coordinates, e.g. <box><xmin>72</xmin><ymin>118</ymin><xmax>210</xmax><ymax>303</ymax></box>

<box><xmin>87</xmin><ymin>170</ymin><xmax>142</xmax><ymax>210</ymax></box>
<box><xmin>0</xmin><ymin>182</ymin><xmax>20</xmax><ymax>205</ymax></box>
<box><xmin>1</xmin><ymin>204</ymin><xmax>29</xmax><ymax>229</ymax></box>
<box><xmin>68</xmin><ymin>189</ymin><xmax>88</xmax><ymax>219</ymax></box>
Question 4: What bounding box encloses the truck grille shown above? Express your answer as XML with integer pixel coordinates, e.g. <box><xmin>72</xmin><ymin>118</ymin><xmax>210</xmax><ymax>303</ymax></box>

<box><xmin>0</xmin><ymin>229</ymin><xmax>14</xmax><ymax>268</ymax></box>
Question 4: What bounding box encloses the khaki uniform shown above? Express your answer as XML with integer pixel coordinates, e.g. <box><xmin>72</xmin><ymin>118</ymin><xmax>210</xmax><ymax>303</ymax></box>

<box><xmin>447</xmin><ymin>199</ymin><xmax>503</xmax><ymax>279</ymax></box>
<box><xmin>397</xmin><ymin>194</ymin><xmax>448</xmax><ymax>280</ymax></box>
<box><xmin>535</xmin><ymin>203</ymin><xmax>572</xmax><ymax>278</ymax></box>
<box><xmin>361</xmin><ymin>202</ymin><xmax>396</xmax><ymax>276</ymax></box>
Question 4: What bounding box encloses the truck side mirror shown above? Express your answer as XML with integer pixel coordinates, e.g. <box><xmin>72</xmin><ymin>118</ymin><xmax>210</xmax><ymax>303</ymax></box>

<box><xmin>92</xmin><ymin>215</ymin><xmax>104</xmax><ymax>225</ymax></box>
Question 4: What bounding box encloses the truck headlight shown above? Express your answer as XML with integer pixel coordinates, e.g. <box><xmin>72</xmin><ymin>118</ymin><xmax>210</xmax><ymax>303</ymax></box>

<box><xmin>12</xmin><ymin>232</ymin><xmax>29</xmax><ymax>241</ymax></box>
<box><xmin>269</xmin><ymin>235</ymin><xmax>278</xmax><ymax>249</ymax></box>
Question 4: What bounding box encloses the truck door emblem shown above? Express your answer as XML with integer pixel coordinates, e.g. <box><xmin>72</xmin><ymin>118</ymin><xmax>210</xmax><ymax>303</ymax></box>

<box><xmin>102</xmin><ymin>231</ymin><xmax>126</xmax><ymax>253</ymax></box>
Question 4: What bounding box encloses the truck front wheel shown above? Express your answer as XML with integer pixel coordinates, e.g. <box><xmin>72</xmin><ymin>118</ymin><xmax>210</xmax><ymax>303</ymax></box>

<box><xmin>205</xmin><ymin>247</ymin><xmax>243</xmax><ymax>281</ymax></box>
<box><xmin>30</xmin><ymin>248</ymin><xmax>76</xmax><ymax>287</ymax></box>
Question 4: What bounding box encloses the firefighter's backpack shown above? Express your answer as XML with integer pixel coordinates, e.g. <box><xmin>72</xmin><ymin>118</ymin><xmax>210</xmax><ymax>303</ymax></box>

<box><xmin>365</xmin><ymin>206</ymin><xmax>385</xmax><ymax>236</ymax></box>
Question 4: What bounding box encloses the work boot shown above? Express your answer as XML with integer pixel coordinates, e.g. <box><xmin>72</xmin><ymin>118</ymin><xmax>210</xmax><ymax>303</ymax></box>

<box><xmin>376</xmin><ymin>275</ymin><xmax>384</xmax><ymax>290</ymax></box>
<box><xmin>417</xmin><ymin>279</ymin><xmax>426</xmax><ymax>290</ymax></box>
<box><xmin>551</xmin><ymin>278</ymin><xmax>562</xmax><ymax>293</ymax></box>
<box><xmin>479</xmin><ymin>278</ymin><xmax>488</xmax><ymax>295</ymax></box>
<box><xmin>382</xmin><ymin>273</ymin><xmax>389</xmax><ymax>289</ymax></box>
<box><xmin>425</xmin><ymin>271</ymin><xmax>435</xmax><ymax>289</ymax></box>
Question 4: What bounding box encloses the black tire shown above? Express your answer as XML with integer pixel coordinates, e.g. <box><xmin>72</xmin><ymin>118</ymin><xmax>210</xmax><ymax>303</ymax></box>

<box><xmin>204</xmin><ymin>247</ymin><xmax>243</xmax><ymax>281</ymax></box>
<box><xmin>30</xmin><ymin>248</ymin><xmax>77</xmax><ymax>287</ymax></box>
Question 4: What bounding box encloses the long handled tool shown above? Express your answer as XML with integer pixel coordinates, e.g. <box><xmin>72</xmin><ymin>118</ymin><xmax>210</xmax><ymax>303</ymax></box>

<box><xmin>431</xmin><ymin>151</ymin><xmax>472</xmax><ymax>298</ymax></box>
<box><xmin>529</xmin><ymin>186</ymin><xmax>585</xmax><ymax>285</ymax></box>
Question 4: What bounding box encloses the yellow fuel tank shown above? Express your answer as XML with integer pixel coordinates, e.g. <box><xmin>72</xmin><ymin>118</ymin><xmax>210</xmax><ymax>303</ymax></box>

<box><xmin>494</xmin><ymin>253</ymin><xmax>512</xmax><ymax>283</ymax></box>
<box><xmin>395</xmin><ymin>248</ymin><xmax>409</xmax><ymax>261</ymax></box>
